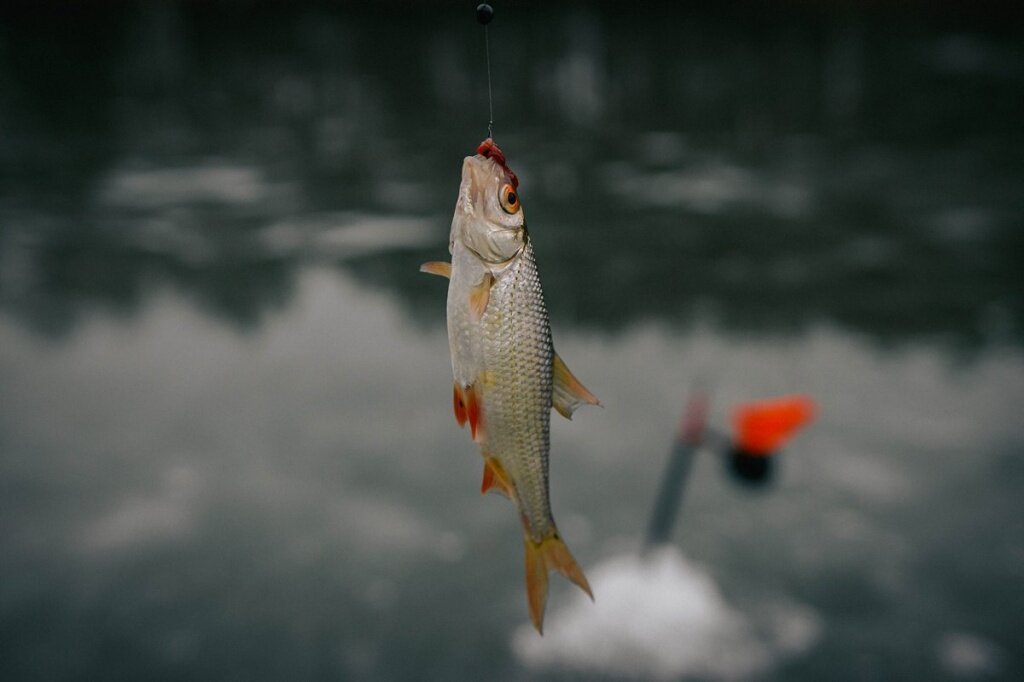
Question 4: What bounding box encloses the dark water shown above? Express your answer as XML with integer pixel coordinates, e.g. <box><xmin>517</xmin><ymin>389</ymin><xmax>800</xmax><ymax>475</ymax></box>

<box><xmin>1</xmin><ymin>3</ymin><xmax>1022</xmax><ymax>680</ymax></box>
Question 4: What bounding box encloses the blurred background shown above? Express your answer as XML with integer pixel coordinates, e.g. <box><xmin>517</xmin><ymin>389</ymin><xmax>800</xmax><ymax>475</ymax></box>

<box><xmin>1</xmin><ymin>1</ymin><xmax>1022</xmax><ymax>680</ymax></box>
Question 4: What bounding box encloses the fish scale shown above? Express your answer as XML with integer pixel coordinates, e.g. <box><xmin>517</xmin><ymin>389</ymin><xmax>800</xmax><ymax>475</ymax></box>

<box><xmin>481</xmin><ymin>241</ymin><xmax>554</xmax><ymax>542</ymax></box>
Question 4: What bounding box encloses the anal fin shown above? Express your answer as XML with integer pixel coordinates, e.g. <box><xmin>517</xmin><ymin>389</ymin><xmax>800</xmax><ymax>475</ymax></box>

<box><xmin>552</xmin><ymin>352</ymin><xmax>601</xmax><ymax>420</ymax></box>
<box><xmin>481</xmin><ymin>457</ymin><xmax>514</xmax><ymax>499</ymax></box>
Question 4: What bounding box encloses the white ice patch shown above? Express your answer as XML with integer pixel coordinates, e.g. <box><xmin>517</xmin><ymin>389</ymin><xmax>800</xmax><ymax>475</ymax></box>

<box><xmin>259</xmin><ymin>212</ymin><xmax>437</xmax><ymax>260</ymax></box>
<box><xmin>79</xmin><ymin>465</ymin><xmax>203</xmax><ymax>552</ymax></box>
<box><xmin>512</xmin><ymin>547</ymin><xmax>820</xmax><ymax>681</ymax></box>
<box><xmin>936</xmin><ymin>631</ymin><xmax>1004</xmax><ymax>678</ymax></box>
<box><xmin>98</xmin><ymin>160</ymin><xmax>270</xmax><ymax>209</ymax></box>
<box><xmin>327</xmin><ymin>492</ymin><xmax>465</xmax><ymax>561</ymax></box>
<box><xmin>927</xmin><ymin>207</ymin><xmax>997</xmax><ymax>244</ymax></box>
<box><xmin>607</xmin><ymin>162</ymin><xmax>813</xmax><ymax>219</ymax></box>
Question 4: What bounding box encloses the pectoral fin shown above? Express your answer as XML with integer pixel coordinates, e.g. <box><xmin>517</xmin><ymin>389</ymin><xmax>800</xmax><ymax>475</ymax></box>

<box><xmin>420</xmin><ymin>261</ymin><xmax>452</xmax><ymax>278</ymax></box>
<box><xmin>469</xmin><ymin>273</ymin><xmax>494</xmax><ymax>321</ymax></box>
<box><xmin>552</xmin><ymin>352</ymin><xmax>601</xmax><ymax>420</ymax></box>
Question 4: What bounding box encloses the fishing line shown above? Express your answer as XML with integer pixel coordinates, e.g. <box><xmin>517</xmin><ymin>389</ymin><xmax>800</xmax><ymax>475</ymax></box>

<box><xmin>485</xmin><ymin>25</ymin><xmax>494</xmax><ymax>138</ymax></box>
<box><xmin>477</xmin><ymin>4</ymin><xmax>495</xmax><ymax>138</ymax></box>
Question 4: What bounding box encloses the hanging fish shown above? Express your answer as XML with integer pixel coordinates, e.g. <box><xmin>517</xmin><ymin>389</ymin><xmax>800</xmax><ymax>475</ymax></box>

<box><xmin>421</xmin><ymin>138</ymin><xmax>599</xmax><ymax>633</ymax></box>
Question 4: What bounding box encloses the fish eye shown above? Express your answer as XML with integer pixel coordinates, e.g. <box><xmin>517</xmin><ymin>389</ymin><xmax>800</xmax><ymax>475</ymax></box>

<box><xmin>499</xmin><ymin>183</ymin><xmax>520</xmax><ymax>214</ymax></box>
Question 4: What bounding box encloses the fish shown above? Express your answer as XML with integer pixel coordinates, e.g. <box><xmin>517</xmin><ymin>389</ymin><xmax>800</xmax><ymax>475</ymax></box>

<box><xmin>421</xmin><ymin>138</ymin><xmax>600</xmax><ymax>633</ymax></box>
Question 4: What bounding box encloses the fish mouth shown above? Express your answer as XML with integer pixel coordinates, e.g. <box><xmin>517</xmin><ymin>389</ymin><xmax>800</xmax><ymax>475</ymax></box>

<box><xmin>476</xmin><ymin>138</ymin><xmax>518</xmax><ymax>188</ymax></box>
<box><xmin>459</xmin><ymin>153</ymin><xmax>515</xmax><ymax>199</ymax></box>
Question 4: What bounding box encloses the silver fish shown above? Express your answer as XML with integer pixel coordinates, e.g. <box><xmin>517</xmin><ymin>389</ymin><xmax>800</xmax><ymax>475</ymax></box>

<box><xmin>421</xmin><ymin>138</ymin><xmax>600</xmax><ymax>633</ymax></box>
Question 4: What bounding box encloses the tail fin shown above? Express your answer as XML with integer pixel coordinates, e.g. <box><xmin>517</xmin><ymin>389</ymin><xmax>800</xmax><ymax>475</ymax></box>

<box><xmin>523</xmin><ymin>530</ymin><xmax>592</xmax><ymax>634</ymax></box>
<box><xmin>733</xmin><ymin>394</ymin><xmax>816</xmax><ymax>455</ymax></box>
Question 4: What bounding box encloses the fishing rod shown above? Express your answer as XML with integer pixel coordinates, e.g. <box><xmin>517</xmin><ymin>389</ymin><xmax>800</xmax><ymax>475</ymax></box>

<box><xmin>644</xmin><ymin>392</ymin><xmax>816</xmax><ymax>550</ymax></box>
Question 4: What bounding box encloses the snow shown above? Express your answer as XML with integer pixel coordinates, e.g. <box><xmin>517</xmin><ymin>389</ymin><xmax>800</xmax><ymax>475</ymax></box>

<box><xmin>513</xmin><ymin>547</ymin><xmax>821</xmax><ymax>680</ymax></box>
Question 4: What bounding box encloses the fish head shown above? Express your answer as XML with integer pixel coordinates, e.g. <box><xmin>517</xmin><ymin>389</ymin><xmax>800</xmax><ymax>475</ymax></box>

<box><xmin>449</xmin><ymin>139</ymin><xmax>526</xmax><ymax>264</ymax></box>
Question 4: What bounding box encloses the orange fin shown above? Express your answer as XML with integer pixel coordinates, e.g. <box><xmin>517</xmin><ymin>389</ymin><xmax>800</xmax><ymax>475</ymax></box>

<box><xmin>420</xmin><ymin>261</ymin><xmax>451</xmax><ymax>279</ymax></box>
<box><xmin>523</xmin><ymin>530</ymin><xmax>592</xmax><ymax>634</ymax></box>
<box><xmin>480</xmin><ymin>457</ymin><xmax>514</xmax><ymax>499</ymax></box>
<box><xmin>552</xmin><ymin>352</ymin><xmax>601</xmax><ymax>420</ymax></box>
<box><xmin>453</xmin><ymin>383</ymin><xmax>467</xmax><ymax>428</ymax></box>
<box><xmin>469</xmin><ymin>273</ymin><xmax>494</xmax><ymax>321</ymax></box>
<box><xmin>733</xmin><ymin>394</ymin><xmax>816</xmax><ymax>455</ymax></box>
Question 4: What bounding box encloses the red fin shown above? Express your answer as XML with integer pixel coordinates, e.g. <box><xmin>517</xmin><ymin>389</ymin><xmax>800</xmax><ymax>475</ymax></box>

<box><xmin>465</xmin><ymin>384</ymin><xmax>483</xmax><ymax>442</ymax></box>
<box><xmin>480</xmin><ymin>457</ymin><xmax>513</xmax><ymax>499</ymax></box>
<box><xmin>733</xmin><ymin>394</ymin><xmax>816</xmax><ymax>455</ymax></box>
<box><xmin>420</xmin><ymin>261</ymin><xmax>451</xmax><ymax>279</ymax></box>
<box><xmin>453</xmin><ymin>384</ymin><xmax>467</xmax><ymax>428</ymax></box>
<box><xmin>551</xmin><ymin>352</ymin><xmax>601</xmax><ymax>420</ymax></box>
<box><xmin>523</xmin><ymin>530</ymin><xmax>592</xmax><ymax>634</ymax></box>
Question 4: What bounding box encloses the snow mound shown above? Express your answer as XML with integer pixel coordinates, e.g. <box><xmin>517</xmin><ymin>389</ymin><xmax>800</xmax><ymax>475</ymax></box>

<box><xmin>512</xmin><ymin>547</ymin><xmax>820</xmax><ymax>680</ymax></box>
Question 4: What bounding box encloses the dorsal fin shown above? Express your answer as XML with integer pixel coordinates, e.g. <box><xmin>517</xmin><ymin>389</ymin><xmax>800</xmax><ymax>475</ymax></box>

<box><xmin>552</xmin><ymin>352</ymin><xmax>601</xmax><ymax>420</ymax></box>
